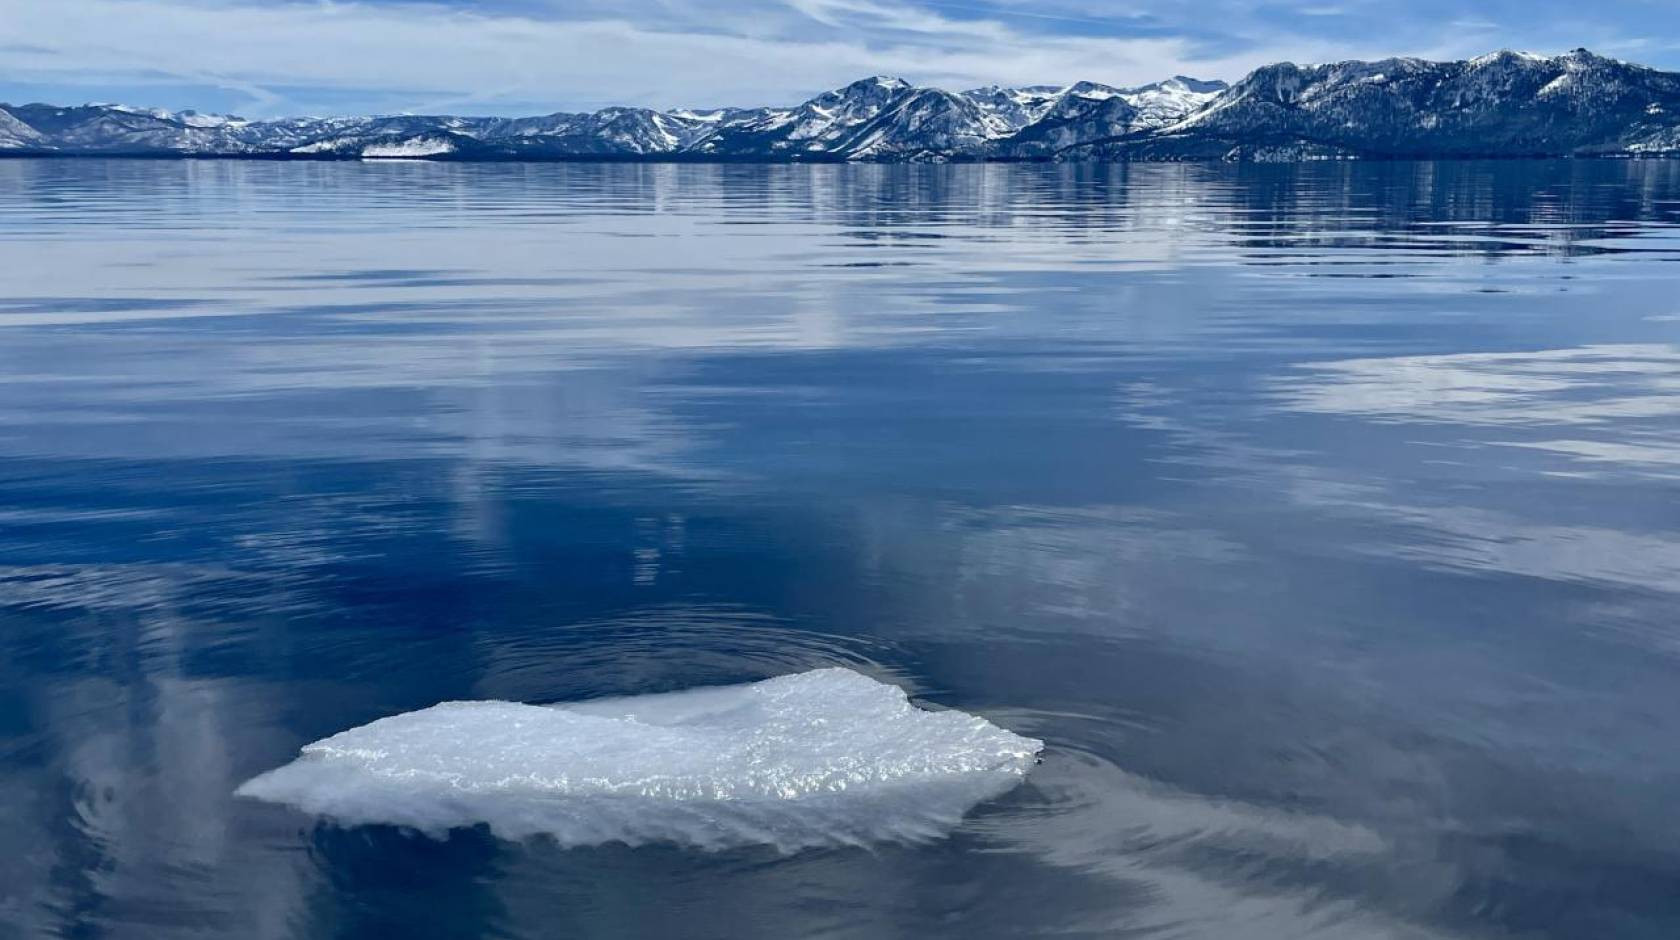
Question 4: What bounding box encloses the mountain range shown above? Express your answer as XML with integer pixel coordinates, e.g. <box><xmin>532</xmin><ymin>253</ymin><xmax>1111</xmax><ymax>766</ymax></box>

<box><xmin>4</xmin><ymin>49</ymin><xmax>1679</xmax><ymax>162</ymax></box>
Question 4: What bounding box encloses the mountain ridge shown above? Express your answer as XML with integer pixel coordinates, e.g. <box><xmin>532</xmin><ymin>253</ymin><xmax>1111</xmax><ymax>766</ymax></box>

<box><xmin>4</xmin><ymin>49</ymin><xmax>1680</xmax><ymax>162</ymax></box>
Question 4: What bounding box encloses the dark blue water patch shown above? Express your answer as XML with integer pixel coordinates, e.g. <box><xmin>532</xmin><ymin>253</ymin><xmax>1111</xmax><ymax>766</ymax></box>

<box><xmin>272</xmin><ymin>268</ymin><xmax>462</xmax><ymax>283</ymax></box>
<box><xmin>0</xmin><ymin>297</ymin><xmax>218</xmax><ymax>316</ymax></box>
<box><xmin>2</xmin><ymin>160</ymin><xmax>1680</xmax><ymax>939</ymax></box>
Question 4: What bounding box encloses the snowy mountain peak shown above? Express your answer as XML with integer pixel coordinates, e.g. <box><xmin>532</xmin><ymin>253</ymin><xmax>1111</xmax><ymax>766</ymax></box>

<box><xmin>1062</xmin><ymin>81</ymin><xmax>1123</xmax><ymax>98</ymax></box>
<box><xmin>834</xmin><ymin>76</ymin><xmax>912</xmax><ymax>97</ymax></box>
<box><xmin>91</xmin><ymin>104</ymin><xmax>247</xmax><ymax>127</ymax></box>
<box><xmin>1132</xmin><ymin>76</ymin><xmax>1228</xmax><ymax>97</ymax></box>
<box><xmin>963</xmin><ymin>83</ymin><xmax>1061</xmax><ymax>97</ymax></box>
<box><xmin>667</xmin><ymin>108</ymin><xmax>733</xmax><ymax>123</ymax></box>
<box><xmin>1163</xmin><ymin>76</ymin><xmax>1229</xmax><ymax>94</ymax></box>
<box><xmin>1469</xmin><ymin>49</ymin><xmax>1551</xmax><ymax>67</ymax></box>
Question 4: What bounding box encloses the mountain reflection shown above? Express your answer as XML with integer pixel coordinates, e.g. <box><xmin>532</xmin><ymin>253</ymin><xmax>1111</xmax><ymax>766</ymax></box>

<box><xmin>3</xmin><ymin>160</ymin><xmax>1680</xmax><ymax>938</ymax></box>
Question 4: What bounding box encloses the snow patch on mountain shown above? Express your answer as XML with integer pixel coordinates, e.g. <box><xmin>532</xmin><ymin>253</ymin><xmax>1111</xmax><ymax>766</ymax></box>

<box><xmin>361</xmin><ymin>137</ymin><xmax>457</xmax><ymax>158</ymax></box>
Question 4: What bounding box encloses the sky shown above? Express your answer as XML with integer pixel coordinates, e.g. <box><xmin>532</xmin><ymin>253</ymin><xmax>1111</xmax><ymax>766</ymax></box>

<box><xmin>0</xmin><ymin>0</ymin><xmax>1675</xmax><ymax>118</ymax></box>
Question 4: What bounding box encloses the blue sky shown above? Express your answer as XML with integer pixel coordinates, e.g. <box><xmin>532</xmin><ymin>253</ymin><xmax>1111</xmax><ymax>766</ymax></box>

<box><xmin>0</xmin><ymin>0</ymin><xmax>1674</xmax><ymax>117</ymax></box>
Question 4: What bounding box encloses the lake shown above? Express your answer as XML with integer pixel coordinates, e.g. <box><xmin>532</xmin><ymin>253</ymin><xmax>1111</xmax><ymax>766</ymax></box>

<box><xmin>2</xmin><ymin>159</ymin><xmax>1679</xmax><ymax>939</ymax></box>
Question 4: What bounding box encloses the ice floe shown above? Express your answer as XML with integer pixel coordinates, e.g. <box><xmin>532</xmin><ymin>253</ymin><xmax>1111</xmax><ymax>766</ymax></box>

<box><xmin>238</xmin><ymin>668</ymin><xmax>1041</xmax><ymax>851</ymax></box>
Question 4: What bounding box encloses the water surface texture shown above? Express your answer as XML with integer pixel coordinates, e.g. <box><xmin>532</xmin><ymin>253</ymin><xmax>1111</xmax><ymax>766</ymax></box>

<box><xmin>3</xmin><ymin>160</ymin><xmax>1679</xmax><ymax>939</ymax></box>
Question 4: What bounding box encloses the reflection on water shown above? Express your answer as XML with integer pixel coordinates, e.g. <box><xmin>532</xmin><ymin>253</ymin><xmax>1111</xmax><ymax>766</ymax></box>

<box><xmin>3</xmin><ymin>159</ymin><xmax>1680</xmax><ymax>939</ymax></box>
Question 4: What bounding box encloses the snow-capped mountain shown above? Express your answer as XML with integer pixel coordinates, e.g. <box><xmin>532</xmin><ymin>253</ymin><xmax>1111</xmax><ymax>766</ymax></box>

<box><xmin>689</xmin><ymin>77</ymin><xmax>1011</xmax><ymax>159</ymax></box>
<box><xmin>478</xmin><ymin>108</ymin><xmax>718</xmax><ymax>156</ymax></box>
<box><xmin>1122</xmin><ymin>77</ymin><xmax>1231</xmax><ymax>127</ymax></box>
<box><xmin>2</xmin><ymin>51</ymin><xmax>1677</xmax><ymax>162</ymax></box>
<box><xmin>960</xmin><ymin>85</ymin><xmax>1064</xmax><ymax>133</ymax></box>
<box><xmin>990</xmin><ymin>77</ymin><xmax>1228</xmax><ymax>157</ymax></box>
<box><xmin>1075</xmin><ymin>49</ymin><xmax>1680</xmax><ymax>161</ymax></box>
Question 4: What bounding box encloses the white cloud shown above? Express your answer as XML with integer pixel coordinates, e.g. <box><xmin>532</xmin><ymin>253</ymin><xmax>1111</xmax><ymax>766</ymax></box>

<box><xmin>0</xmin><ymin>0</ymin><xmax>1433</xmax><ymax>116</ymax></box>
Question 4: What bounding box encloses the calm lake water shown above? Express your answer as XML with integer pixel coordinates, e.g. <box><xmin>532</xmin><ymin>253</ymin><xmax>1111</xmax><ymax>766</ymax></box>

<box><xmin>3</xmin><ymin>159</ymin><xmax>1680</xmax><ymax>939</ymax></box>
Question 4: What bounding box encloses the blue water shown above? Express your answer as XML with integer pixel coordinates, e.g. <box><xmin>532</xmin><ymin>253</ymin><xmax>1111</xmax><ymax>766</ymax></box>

<box><xmin>3</xmin><ymin>159</ymin><xmax>1680</xmax><ymax>939</ymax></box>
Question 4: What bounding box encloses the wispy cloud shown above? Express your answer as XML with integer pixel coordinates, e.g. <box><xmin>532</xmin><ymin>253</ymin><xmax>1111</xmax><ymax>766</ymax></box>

<box><xmin>0</xmin><ymin>0</ymin><xmax>1667</xmax><ymax>117</ymax></box>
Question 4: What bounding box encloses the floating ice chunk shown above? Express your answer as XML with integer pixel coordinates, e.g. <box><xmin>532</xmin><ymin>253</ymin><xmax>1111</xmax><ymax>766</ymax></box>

<box><xmin>237</xmin><ymin>668</ymin><xmax>1041</xmax><ymax>851</ymax></box>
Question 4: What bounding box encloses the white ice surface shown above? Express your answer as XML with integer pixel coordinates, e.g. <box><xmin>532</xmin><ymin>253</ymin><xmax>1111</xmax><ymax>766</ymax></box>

<box><xmin>237</xmin><ymin>668</ymin><xmax>1041</xmax><ymax>851</ymax></box>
